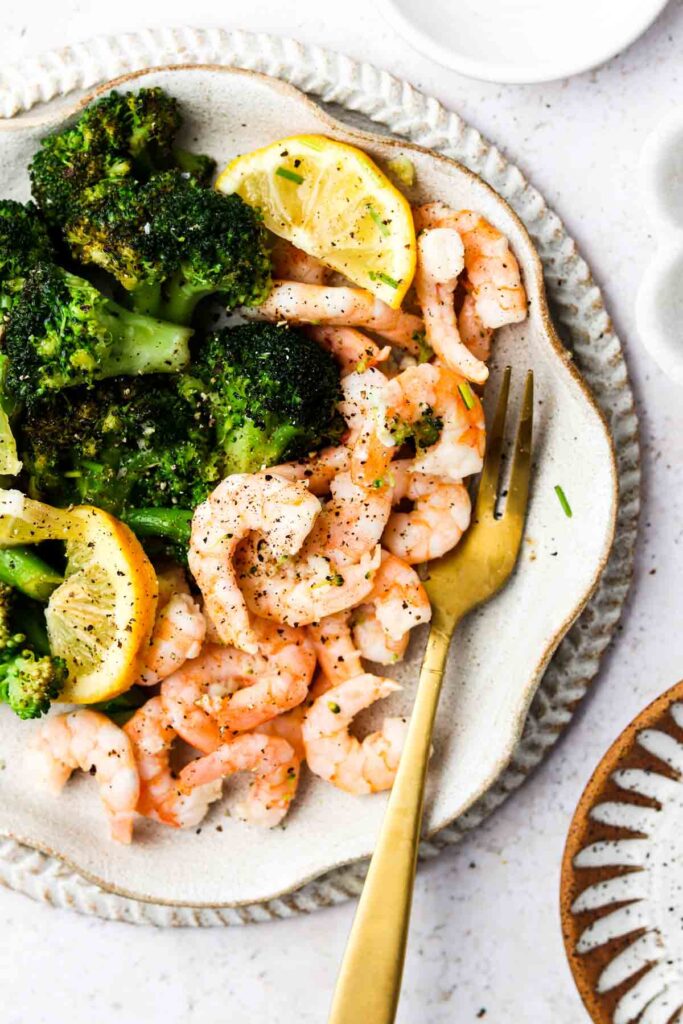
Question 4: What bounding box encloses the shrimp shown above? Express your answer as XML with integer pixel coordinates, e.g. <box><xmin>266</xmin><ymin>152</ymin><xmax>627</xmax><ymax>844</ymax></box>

<box><xmin>161</xmin><ymin>645</ymin><xmax>245</xmax><ymax>754</ymax></box>
<box><xmin>384</xmin><ymin>363</ymin><xmax>485</xmax><ymax>481</ymax></box>
<box><xmin>189</xmin><ymin>472</ymin><xmax>321</xmax><ymax>653</ymax></box>
<box><xmin>180</xmin><ymin>733</ymin><xmax>300</xmax><ymax>828</ymax></box>
<box><xmin>270</xmin><ymin>238</ymin><xmax>328</xmax><ymax>284</ymax></box>
<box><xmin>236</xmin><ymin>469</ymin><xmax>390</xmax><ymax>626</ymax></box>
<box><xmin>307</xmin><ymin>326</ymin><xmax>390</xmax><ymax>376</ymax></box>
<box><xmin>414</xmin><ymin>225</ymin><xmax>489</xmax><ymax>383</ymax></box>
<box><xmin>302</xmin><ymin>674</ymin><xmax>407</xmax><ymax>795</ymax></box>
<box><xmin>29</xmin><ymin>710</ymin><xmax>140</xmax><ymax>843</ymax></box>
<box><xmin>339</xmin><ymin>367</ymin><xmax>396</xmax><ymax>488</ymax></box>
<box><xmin>415</xmin><ymin>202</ymin><xmax>527</xmax><ymax>329</ymax></box>
<box><xmin>136</xmin><ymin>592</ymin><xmax>206</xmax><ymax>686</ymax></box>
<box><xmin>352</xmin><ymin>551</ymin><xmax>432</xmax><ymax>664</ymax></box>
<box><xmin>458</xmin><ymin>291</ymin><xmax>493</xmax><ymax>363</ymax></box>
<box><xmin>251</xmin><ymin>281</ymin><xmax>424</xmax><ymax>352</ymax></box>
<box><xmin>124</xmin><ymin>697</ymin><xmax>222</xmax><ymax>829</ymax></box>
<box><xmin>256</xmin><ymin>672</ymin><xmax>333</xmax><ymax>760</ymax></box>
<box><xmin>382</xmin><ymin>460</ymin><xmax>471</xmax><ymax>564</ymax></box>
<box><xmin>199</xmin><ymin>618</ymin><xmax>316</xmax><ymax>732</ymax></box>
<box><xmin>270</xmin><ymin>445</ymin><xmax>351</xmax><ymax>496</ymax></box>
<box><xmin>307</xmin><ymin>611</ymin><xmax>364</xmax><ymax>683</ymax></box>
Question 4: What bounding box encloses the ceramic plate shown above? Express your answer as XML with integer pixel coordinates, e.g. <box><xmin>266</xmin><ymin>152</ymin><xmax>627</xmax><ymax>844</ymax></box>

<box><xmin>562</xmin><ymin>680</ymin><xmax>683</xmax><ymax>1024</ymax></box>
<box><xmin>380</xmin><ymin>0</ymin><xmax>668</xmax><ymax>85</ymax></box>
<box><xmin>0</xmin><ymin>64</ymin><xmax>617</xmax><ymax>908</ymax></box>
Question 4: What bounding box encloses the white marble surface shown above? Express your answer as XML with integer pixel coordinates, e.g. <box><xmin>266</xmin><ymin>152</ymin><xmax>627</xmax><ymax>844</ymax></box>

<box><xmin>0</xmin><ymin>2</ymin><xmax>681</xmax><ymax>1021</ymax></box>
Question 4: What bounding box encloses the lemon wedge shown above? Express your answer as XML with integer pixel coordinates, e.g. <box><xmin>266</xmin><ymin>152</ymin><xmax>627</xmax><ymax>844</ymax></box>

<box><xmin>217</xmin><ymin>134</ymin><xmax>416</xmax><ymax>309</ymax></box>
<box><xmin>0</xmin><ymin>489</ymin><xmax>72</xmax><ymax>545</ymax></box>
<box><xmin>46</xmin><ymin>506</ymin><xmax>158</xmax><ymax>704</ymax></box>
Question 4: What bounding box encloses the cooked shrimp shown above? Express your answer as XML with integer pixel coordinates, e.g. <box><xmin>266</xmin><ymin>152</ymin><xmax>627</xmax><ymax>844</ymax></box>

<box><xmin>156</xmin><ymin>563</ymin><xmax>192</xmax><ymax>608</ymax></box>
<box><xmin>458</xmin><ymin>291</ymin><xmax>493</xmax><ymax>363</ymax></box>
<box><xmin>339</xmin><ymin>367</ymin><xmax>395</xmax><ymax>487</ymax></box>
<box><xmin>384</xmin><ymin>363</ymin><xmax>485</xmax><ymax>481</ymax></box>
<box><xmin>414</xmin><ymin>226</ymin><xmax>489</xmax><ymax>383</ymax></box>
<box><xmin>124</xmin><ymin>697</ymin><xmax>222</xmax><ymax>829</ymax></box>
<box><xmin>415</xmin><ymin>202</ymin><xmax>527</xmax><ymax>329</ymax></box>
<box><xmin>236</xmin><ymin>469</ymin><xmax>390</xmax><ymax>626</ymax></box>
<box><xmin>270</xmin><ymin>445</ymin><xmax>351</xmax><ymax>496</ymax></box>
<box><xmin>189</xmin><ymin>473</ymin><xmax>321</xmax><ymax>653</ymax></box>
<box><xmin>256</xmin><ymin>672</ymin><xmax>333</xmax><ymax>760</ymax></box>
<box><xmin>161</xmin><ymin>645</ymin><xmax>245</xmax><ymax>754</ymax></box>
<box><xmin>270</xmin><ymin>238</ymin><xmax>328</xmax><ymax>284</ymax></box>
<box><xmin>307</xmin><ymin>611</ymin><xmax>364</xmax><ymax>683</ymax></box>
<box><xmin>307</xmin><ymin>326</ymin><xmax>391</xmax><ymax>376</ymax></box>
<box><xmin>383</xmin><ymin>460</ymin><xmax>471</xmax><ymax>563</ymax></box>
<box><xmin>29</xmin><ymin>710</ymin><xmax>140</xmax><ymax>843</ymax></box>
<box><xmin>136</xmin><ymin>592</ymin><xmax>206</xmax><ymax>686</ymax></box>
<box><xmin>180</xmin><ymin>733</ymin><xmax>300</xmax><ymax>828</ymax></box>
<box><xmin>302</xmin><ymin>674</ymin><xmax>407</xmax><ymax>795</ymax></box>
<box><xmin>352</xmin><ymin>551</ymin><xmax>431</xmax><ymax>664</ymax></box>
<box><xmin>252</xmin><ymin>281</ymin><xmax>423</xmax><ymax>352</ymax></box>
<box><xmin>199</xmin><ymin>618</ymin><xmax>316</xmax><ymax>732</ymax></box>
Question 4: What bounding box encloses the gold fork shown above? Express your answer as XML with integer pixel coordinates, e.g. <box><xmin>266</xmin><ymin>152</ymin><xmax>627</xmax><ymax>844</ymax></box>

<box><xmin>328</xmin><ymin>367</ymin><xmax>534</xmax><ymax>1024</ymax></box>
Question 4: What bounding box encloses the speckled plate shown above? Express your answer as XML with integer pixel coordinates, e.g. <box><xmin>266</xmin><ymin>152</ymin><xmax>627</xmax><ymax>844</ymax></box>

<box><xmin>562</xmin><ymin>680</ymin><xmax>683</xmax><ymax>1024</ymax></box>
<box><xmin>0</xmin><ymin>30</ymin><xmax>637</xmax><ymax>923</ymax></box>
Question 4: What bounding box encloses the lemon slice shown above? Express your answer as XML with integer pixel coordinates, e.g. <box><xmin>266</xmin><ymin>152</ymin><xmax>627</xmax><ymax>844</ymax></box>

<box><xmin>0</xmin><ymin>489</ymin><xmax>72</xmax><ymax>545</ymax></box>
<box><xmin>217</xmin><ymin>134</ymin><xmax>416</xmax><ymax>309</ymax></box>
<box><xmin>46</xmin><ymin>506</ymin><xmax>158</xmax><ymax>704</ymax></box>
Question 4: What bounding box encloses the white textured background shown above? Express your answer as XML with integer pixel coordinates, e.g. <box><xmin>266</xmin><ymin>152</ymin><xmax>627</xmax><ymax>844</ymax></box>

<box><xmin>0</xmin><ymin>2</ymin><xmax>682</xmax><ymax>1022</ymax></box>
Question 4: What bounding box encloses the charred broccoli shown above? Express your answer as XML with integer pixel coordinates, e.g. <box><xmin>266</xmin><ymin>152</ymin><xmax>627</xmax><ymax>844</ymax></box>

<box><xmin>0</xmin><ymin>199</ymin><xmax>54</xmax><ymax>313</ymax></box>
<box><xmin>19</xmin><ymin>375</ymin><xmax>218</xmax><ymax>513</ymax></box>
<box><xmin>3</xmin><ymin>262</ymin><xmax>193</xmax><ymax>402</ymax></box>
<box><xmin>64</xmin><ymin>171</ymin><xmax>271</xmax><ymax>322</ymax></box>
<box><xmin>29</xmin><ymin>87</ymin><xmax>215</xmax><ymax>225</ymax></box>
<box><xmin>182</xmin><ymin>323</ymin><xmax>343</xmax><ymax>474</ymax></box>
<box><xmin>0</xmin><ymin>583</ymin><xmax>65</xmax><ymax>719</ymax></box>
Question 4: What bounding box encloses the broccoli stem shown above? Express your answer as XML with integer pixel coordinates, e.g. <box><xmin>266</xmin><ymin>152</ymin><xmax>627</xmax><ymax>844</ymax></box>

<box><xmin>122</xmin><ymin>507</ymin><xmax>192</xmax><ymax>548</ymax></box>
<box><xmin>0</xmin><ymin>547</ymin><xmax>62</xmax><ymax>602</ymax></box>
<box><xmin>126</xmin><ymin>280</ymin><xmax>165</xmax><ymax>319</ymax></box>
<box><xmin>98</xmin><ymin>299</ymin><xmax>193</xmax><ymax>377</ymax></box>
<box><xmin>12</xmin><ymin>595</ymin><xmax>51</xmax><ymax>654</ymax></box>
<box><xmin>173</xmin><ymin>148</ymin><xmax>216</xmax><ymax>185</ymax></box>
<box><xmin>159</xmin><ymin>275</ymin><xmax>210</xmax><ymax>326</ymax></box>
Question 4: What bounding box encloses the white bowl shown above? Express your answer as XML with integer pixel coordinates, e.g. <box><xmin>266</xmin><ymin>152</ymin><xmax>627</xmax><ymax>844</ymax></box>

<box><xmin>0</xmin><ymin>64</ymin><xmax>618</xmax><ymax>908</ymax></box>
<box><xmin>380</xmin><ymin>0</ymin><xmax>669</xmax><ymax>84</ymax></box>
<box><xmin>637</xmin><ymin>111</ymin><xmax>683</xmax><ymax>383</ymax></box>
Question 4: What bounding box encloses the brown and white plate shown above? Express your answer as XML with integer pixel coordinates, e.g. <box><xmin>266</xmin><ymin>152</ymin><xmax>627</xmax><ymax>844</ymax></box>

<box><xmin>562</xmin><ymin>680</ymin><xmax>683</xmax><ymax>1024</ymax></box>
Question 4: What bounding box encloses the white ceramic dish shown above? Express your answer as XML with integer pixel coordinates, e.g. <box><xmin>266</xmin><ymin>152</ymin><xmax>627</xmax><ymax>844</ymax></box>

<box><xmin>380</xmin><ymin>0</ymin><xmax>668</xmax><ymax>85</ymax></box>
<box><xmin>0</xmin><ymin>64</ymin><xmax>618</xmax><ymax>908</ymax></box>
<box><xmin>637</xmin><ymin>111</ymin><xmax>683</xmax><ymax>384</ymax></box>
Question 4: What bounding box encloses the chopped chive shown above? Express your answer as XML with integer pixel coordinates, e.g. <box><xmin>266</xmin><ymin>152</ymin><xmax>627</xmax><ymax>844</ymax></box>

<box><xmin>554</xmin><ymin>485</ymin><xmax>573</xmax><ymax>518</ymax></box>
<box><xmin>328</xmin><ymin>701</ymin><xmax>341</xmax><ymax>715</ymax></box>
<box><xmin>458</xmin><ymin>381</ymin><xmax>476</xmax><ymax>410</ymax></box>
<box><xmin>367</xmin><ymin>204</ymin><xmax>390</xmax><ymax>237</ymax></box>
<box><xmin>276</xmin><ymin>167</ymin><xmax>304</xmax><ymax>185</ymax></box>
<box><xmin>300</xmin><ymin>137</ymin><xmax>324</xmax><ymax>151</ymax></box>
<box><xmin>369</xmin><ymin>271</ymin><xmax>399</xmax><ymax>289</ymax></box>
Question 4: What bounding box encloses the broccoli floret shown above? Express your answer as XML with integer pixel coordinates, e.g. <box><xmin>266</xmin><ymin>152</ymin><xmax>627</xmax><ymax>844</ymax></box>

<box><xmin>29</xmin><ymin>87</ymin><xmax>215</xmax><ymax>225</ymax></box>
<box><xmin>65</xmin><ymin>171</ymin><xmax>271</xmax><ymax>323</ymax></box>
<box><xmin>0</xmin><ymin>583</ymin><xmax>65</xmax><ymax>719</ymax></box>
<box><xmin>183</xmin><ymin>323</ymin><xmax>343</xmax><ymax>474</ymax></box>
<box><xmin>3</xmin><ymin>263</ymin><xmax>193</xmax><ymax>402</ymax></box>
<box><xmin>388</xmin><ymin>406</ymin><xmax>443</xmax><ymax>451</ymax></box>
<box><xmin>0</xmin><ymin>200</ymin><xmax>54</xmax><ymax>313</ymax></box>
<box><xmin>19</xmin><ymin>376</ymin><xmax>218</xmax><ymax>514</ymax></box>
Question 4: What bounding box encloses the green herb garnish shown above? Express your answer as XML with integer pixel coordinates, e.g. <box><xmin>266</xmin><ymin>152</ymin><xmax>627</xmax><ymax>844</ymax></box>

<box><xmin>554</xmin><ymin>485</ymin><xmax>573</xmax><ymax>518</ymax></box>
<box><xmin>367</xmin><ymin>205</ymin><xmax>390</xmax><ymax>238</ymax></box>
<box><xmin>369</xmin><ymin>271</ymin><xmax>399</xmax><ymax>289</ymax></box>
<box><xmin>458</xmin><ymin>381</ymin><xmax>476</xmax><ymax>410</ymax></box>
<box><xmin>328</xmin><ymin>701</ymin><xmax>341</xmax><ymax>715</ymax></box>
<box><xmin>276</xmin><ymin>167</ymin><xmax>304</xmax><ymax>185</ymax></box>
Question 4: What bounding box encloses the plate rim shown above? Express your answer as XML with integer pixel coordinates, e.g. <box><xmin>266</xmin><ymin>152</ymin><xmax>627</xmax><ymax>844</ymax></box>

<box><xmin>0</xmin><ymin>34</ymin><xmax>638</xmax><ymax>929</ymax></box>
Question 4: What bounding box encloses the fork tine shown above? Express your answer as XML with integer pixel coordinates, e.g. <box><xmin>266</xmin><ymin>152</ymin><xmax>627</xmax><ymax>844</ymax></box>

<box><xmin>474</xmin><ymin>366</ymin><xmax>511</xmax><ymax>519</ymax></box>
<box><xmin>503</xmin><ymin>370</ymin><xmax>534</xmax><ymax>526</ymax></box>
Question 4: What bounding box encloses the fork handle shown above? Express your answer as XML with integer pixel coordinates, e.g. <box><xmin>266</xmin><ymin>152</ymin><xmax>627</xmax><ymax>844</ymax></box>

<box><xmin>328</xmin><ymin>623</ymin><xmax>453</xmax><ymax>1024</ymax></box>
